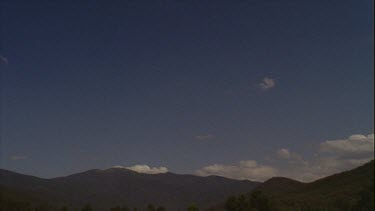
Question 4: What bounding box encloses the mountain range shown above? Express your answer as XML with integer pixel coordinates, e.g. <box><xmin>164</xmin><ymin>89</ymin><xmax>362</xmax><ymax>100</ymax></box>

<box><xmin>1</xmin><ymin>160</ymin><xmax>374</xmax><ymax>211</ymax></box>
<box><xmin>0</xmin><ymin>167</ymin><xmax>260</xmax><ymax>211</ymax></box>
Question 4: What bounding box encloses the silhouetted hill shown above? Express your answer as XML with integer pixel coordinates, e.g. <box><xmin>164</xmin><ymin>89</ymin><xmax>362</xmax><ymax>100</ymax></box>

<box><xmin>258</xmin><ymin>160</ymin><xmax>374</xmax><ymax>210</ymax></box>
<box><xmin>0</xmin><ymin>168</ymin><xmax>260</xmax><ymax>211</ymax></box>
<box><xmin>211</xmin><ymin>160</ymin><xmax>374</xmax><ymax>211</ymax></box>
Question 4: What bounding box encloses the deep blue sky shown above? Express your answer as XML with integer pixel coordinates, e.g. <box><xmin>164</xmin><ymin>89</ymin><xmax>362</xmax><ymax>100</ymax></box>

<box><xmin>1</xmin><ymin>0</ymin><xmax>373</xmax><ymax>178</ymax></box>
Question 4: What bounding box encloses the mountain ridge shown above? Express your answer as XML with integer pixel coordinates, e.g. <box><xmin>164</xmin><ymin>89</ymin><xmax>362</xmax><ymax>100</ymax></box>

<box><xmin>0</xmin><ymin>167</ymin><xmax>260</xmax><ymax>211</ymax></box>
<box><xmin>1</xmin><ymin>161</ymin><xmax>373</xmax><ymax>211</ymax></box>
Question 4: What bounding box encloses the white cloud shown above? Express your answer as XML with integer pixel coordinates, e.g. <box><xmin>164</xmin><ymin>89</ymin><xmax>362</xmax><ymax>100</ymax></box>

<box><xmin>196</xmin><ymin>160</ymin><xmax>278</xmax><ymax>182</ymax></box>
<box><xmin>113</xmin><ymin>165</ymin><xmax>168</xmax><ymax>174</ymax></box>
<box><xmin>258</xmin><ymin>77</ymin><xmax>276</xmax><ymax>90</ymax></box>
<box><xmin>276</xmin><ymin>148</ymin><xmax>306</xmax><ymax>165</ymax></box>
<box><xmin>10</xmin><ymin>155</ymin><xmax>27</xmax><ymax>160</ymax></box>
<box><xmin>320</xmin><ymin>134</ymin><xmax>374</xmax><ymax>156</ymax></box>
<box><xmin>195</xmin><ymin>134</ymin><xmax>214</xmax><ymax>141</ymax></box>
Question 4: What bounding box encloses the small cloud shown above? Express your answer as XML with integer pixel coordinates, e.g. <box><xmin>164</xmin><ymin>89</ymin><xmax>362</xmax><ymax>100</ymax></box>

<box><xmin>195</xmin><ymin>160</ymin><xmax>278</xmax><ymax>181</ymax></box>
<box><xmin>195</xmin><ymin>134</ymin><xmax>214</xmax><ymax>141</ymax></box>
<box><xmin>275</xmin><ymin>148</ymin><xmax>305</xmax><ymax>163</ymax></box>
<box><xmin>258</xmin><ymin>77</ymin><xmax>276</xmax><ymax>90</ymax></box>
<box><xmin>0</xmin><ymin>55</ymin><xmax>8</xmax><ymax>65</ymax></box>
<box><xmin>276</xmin><ymin>148</ymin><xmax>291</xmax><ymax>159</ymax></box>
<box><xmin>114</xmin><ymin>164</ymin><xmax>168</xmax><ymax>174</ymax></box>
<box><xmin>10</xmin><ymin>155</ymin><xmax>27</xmax><ymax>160</ymax></box>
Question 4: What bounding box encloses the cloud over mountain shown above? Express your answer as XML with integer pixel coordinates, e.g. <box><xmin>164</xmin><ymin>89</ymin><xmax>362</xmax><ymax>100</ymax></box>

<box><xmin>277</xmin><ymin>133</ymin><xmax>374</xmax><ymax>181</ymax></box>
<box><xmin>195</xmin><ymin>133</ymin><xmax>374</xmax><ymax>182</ymax></box>
<box><xmin>320</xmin><ymin>134</ymin><xmax>374</xmax><ymax>156</ymax></box>
<box><xmin>113</xmin><ymin>164</ymin><xmax>168</xmax><ymax>174</ymax></box>
<box><xmin>196</xmin><ymin>160</ymin><xmax>278</xmax><ymax>181</ymax></box>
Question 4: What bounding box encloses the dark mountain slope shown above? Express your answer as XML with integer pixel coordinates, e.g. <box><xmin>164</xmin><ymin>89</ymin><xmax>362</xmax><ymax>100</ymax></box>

<box><xmin>0</xmin><ymin>168</ymin><xmax>260</xmax><ymax>211</ymax></box>
<box><xmin>257</xmin><ymin>160</ymin><xmax>374</xmax><ymax>210</ymax></box>
<box><xmin>254</xmin><ymin>177</ymin><xmax>305</xmax><ymax>195</ymax></box>
<box><xmin>213</xmin><ymin>160</ymin><xmax>374</xmax><ymax>211</ymax></box>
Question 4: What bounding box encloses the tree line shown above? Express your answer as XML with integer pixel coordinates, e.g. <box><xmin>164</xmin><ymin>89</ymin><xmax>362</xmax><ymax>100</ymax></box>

<box><xmin>224</xmin><ymin>188</ymin><xmax>374</xmax><ymax>211</ymax></box>
<box><xmin>0</xmin><ymin>200</ymin><xmax>200</xmax><ymax>211</ymax></box>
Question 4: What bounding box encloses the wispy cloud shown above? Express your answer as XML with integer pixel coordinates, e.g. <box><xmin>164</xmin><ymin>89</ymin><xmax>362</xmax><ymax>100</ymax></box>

<box><xmin>10</xmin><ymin>155</ymin><xmax>27</xmax><ymax>160</ymax></box>
<box><xmin>195</xmin><ymin>134</ymin><xmax>214</xmax><ymax>141</ymax></box>
<box><xmin>0</xmin><ymin>55</ymin><xmax>8</xmax><ymax>65</ymax></box>
<box><xmin>113</xmin><ymin>164</ymin><xmax>168</xmax><ymax>174</ymax></box>
<box><xmin>258</xmin><ymin>77</ymin><xmax>276</xmax><ymax>91</ymax></box>
<box><xmin>276</xmin><ymin>148</ymin><xmax>291</xmax><ymax>159</ymax></box>
<box><xmin>276</xmin><ymin>148</ymin><xmax>305</xmax><ymax>164</ymax></box>
<box><xmin>196</xmin><ymin>160</ymin><xmax>278</xmax><ymax>181</ymax></box>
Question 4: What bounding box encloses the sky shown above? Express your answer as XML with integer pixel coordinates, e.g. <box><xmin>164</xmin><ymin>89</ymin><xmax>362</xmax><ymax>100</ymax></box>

<box><xmin>0</xmin><ymin>0</ymin><xmax>373</xmax><ymax>182</ymax></box>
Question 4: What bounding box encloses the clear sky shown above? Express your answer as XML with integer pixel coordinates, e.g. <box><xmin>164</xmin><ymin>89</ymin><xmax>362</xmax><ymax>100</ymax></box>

<box><xmin>1</xmin><ymin>0</ymin><xmax>373</xmax><ymax>181</ymax></box>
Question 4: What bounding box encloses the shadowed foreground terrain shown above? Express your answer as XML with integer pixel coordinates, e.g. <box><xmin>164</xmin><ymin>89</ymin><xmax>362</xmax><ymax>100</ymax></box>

<box><xmin>1</xmin><ymin>161</ymin><xmax>374</xmax><ymax>211</ymax></box>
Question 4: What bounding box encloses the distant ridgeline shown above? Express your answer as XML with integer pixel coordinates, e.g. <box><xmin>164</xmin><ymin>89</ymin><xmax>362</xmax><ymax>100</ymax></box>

<box><xmin>0</xmin><ymin>160</ymin><xmax>374</xmax><ymax>211</ymax></box>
